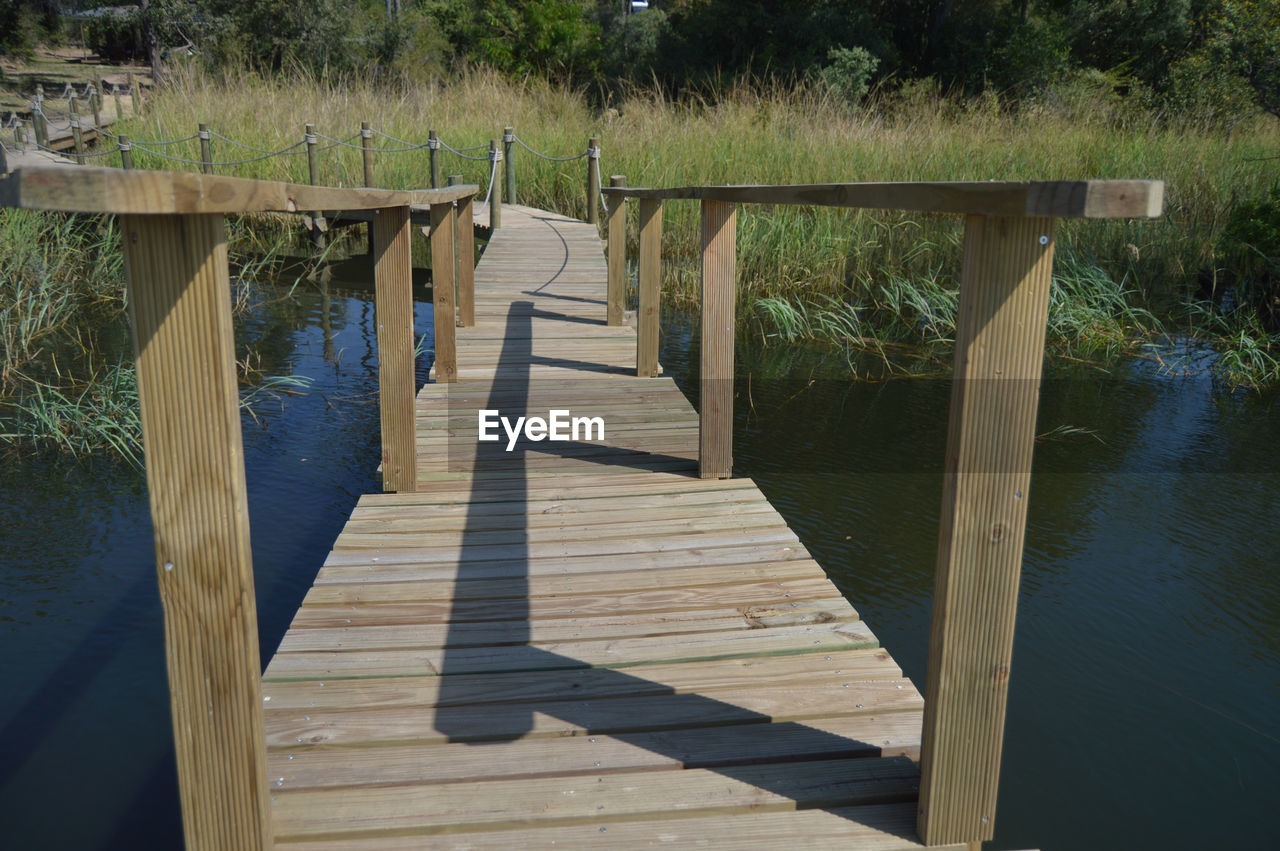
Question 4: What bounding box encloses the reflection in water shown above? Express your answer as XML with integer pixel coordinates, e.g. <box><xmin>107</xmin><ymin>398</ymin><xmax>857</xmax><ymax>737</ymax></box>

<box><xmin>1</xmin><ymin>290</ymin><xmax>1277</xmax><ymax>849</ymax></box>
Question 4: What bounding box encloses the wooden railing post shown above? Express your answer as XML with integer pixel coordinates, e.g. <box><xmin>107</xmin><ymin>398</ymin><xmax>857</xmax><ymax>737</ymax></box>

<box><xmin>32</xmin><ymin>86</ymin><xmax>48</xmax><ymax>149</ymax></box>
<box><xmin>112</xmin><ymin>83</ymin><xmax>123</xmax><ymax>122</ymax></box>
<box><xmin>606</xmin><ymin>175</ymin><xmax>626</xmax><ymax>326</ymax></box>
<box><xmin>360</xmin><ymin>121</ymin><xmax>375</xmax><ymax>187</ymax></box>
<box><xmin>372</xmin><ymin>206</ymin><xmax>417</xmax><ymax>492</ymax></box>
<box><xmin>699</xmin><ymin>200</ymin><xmax>736</xmax><ymax>478</ymax></box>
<box><xmin>586</xmin><ymin>135</ymin><xmax>600</xmax><ymax>225</ymax></box>
<box><xmin>305</xmin><ymin>123</ymin><xmax>324</xmax><ymax>249</ymax></box>
<box><xmin>917</xmin><ymin>214</ymin><xmax>1057</xmax><ymax>847</ymax></box>
<box><xmin>88</xmin><ymin>83</ymin><xmax>102</xmax><ymax>132</ymax></box>
<box><xmin>503</xmin><ymin>126</ymin><xmax>516</xmax><ymax>205</ymax></box>
<box><xmin>429</xmin><ymin>201</ymin><xmax>459</xmax><ymax>380</ymax></box>
<box><xmin>449</xmin><ymin>176</ymin><xmax>476</xmax><ymax>327</ymax></box>
<box><xmin>70</xmin><ymin>100</ymin><xmax>85</xmax><ymax>164</ymax></box>
<box><xmin>119</xmin><ymin>213</ymin><xmax>273</xmax><ymax>850</ymax></box>
<box><xmin>198</xmin><ymin>123</ymin><xmax>213</xmax><ymax>174</ymax></box>
<box><xmin>637</xmin><ymin>197</ymin><xmax>662</xmax><ymax>377</ymax></box>
<box><xmin>488</xmin><ymin>140</ymin><xmax>503</xmax><ymax>229</ymax></box>
<box><xmin>118</xmin><ymin>134</ymin><xmax>134</xmax><ymax>170</ymax></box>
<box><xmin>429</xmin><ymin>129</ymin><xmax>441</xmax><ymax>189</ymax></box>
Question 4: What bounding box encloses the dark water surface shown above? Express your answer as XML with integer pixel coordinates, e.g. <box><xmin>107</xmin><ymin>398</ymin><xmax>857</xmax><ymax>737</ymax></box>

<box><xmin>1</xmin><ymin>282</ymin><xmax>1277</xmax><ymax>848</ymax></box>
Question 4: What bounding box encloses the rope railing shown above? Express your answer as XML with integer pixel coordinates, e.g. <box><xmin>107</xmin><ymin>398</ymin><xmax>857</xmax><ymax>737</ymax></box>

<box><xmin>6</xmin><ymin>111</ymin><xmax>606</xmax><ymax>230</ymax></box>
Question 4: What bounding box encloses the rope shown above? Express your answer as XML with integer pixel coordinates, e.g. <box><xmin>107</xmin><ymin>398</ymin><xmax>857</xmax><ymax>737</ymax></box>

<box><xmin>438</xmin><ymin>138</ymin><xmax>490</xmax><ymax>161</ymax></box>
<box><xmin>131</xmin><ymin>139</ymin><xmax>306</xmax><ymax>166</ymax></box>
<box><xmin>33</xmin><ymin>140</ymin><xmax>118</xmax><ymax>159</ymax></box>
<box><xmin>510</xmin><ymin>133</ymin><xmax>589</xmax><ymax>162</ymax></box>
<box><xmin>476</xmin><ymin>155</ymin><xmax>500</xmax><ymax>215</ymax></box>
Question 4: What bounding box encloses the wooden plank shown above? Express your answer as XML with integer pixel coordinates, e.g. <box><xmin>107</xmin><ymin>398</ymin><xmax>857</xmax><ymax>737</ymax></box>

<box><xmin>271</xmin><ymin>757</ymin><xmax>919</xmax><ymax>840</ymax></box>
<box><xmin>120</xmin><ymin>213</ymin><xmax>272</xmax><ymax>849</ymax></box>
<box><xmin>261</xmin><ymin>648</ymin><xmax>901</xmax><ymax>711</ymax></box>
<box><xmin>637</xmin><ymin>197</ymin><xmax>662</xmax><ymax>377</ymax></box>
<box><xmin>267</xmin><ymin>712</ymin><xmax>924</xmax><ymax>790</ymax></box>
<box><xmin>372</xmin><ymin>206</ymin><xmax>416</xmax><ymax>493</ymax></box>
<box><xmin>429</xmin><ymin>201</ymin><xmax>458</xmax><ymax>383</ymax></box>
<box><xmin>606</xmin><ymin>176</ymin><xmax>625</xmax><ymax>325</ymax></box>
<box><xmin>277</xmin><ymin>802</ymin><xmax>955</xmax><ymax>850</ymax></box>
<box><xmin>602</xmin><ymin>180</ymin><xmax>1164</xmax><ymax>219</ymax></box>
<box><xmin>0</xmin><ymin>166</ymin><xmax>477</xmax><ymax>215</ymax></box>
<box><xmin>700</xmin><ymin>199</ymin><xmax>736</xmax><ymax>478</ymax></box>
<box><xmin>917</xmin><ymin>215</ymin><xmax>1056</xmax><ymax>846</ymax></box>
<box><xmin>456</xmin><ymin>196</ymin><xmax>475</xmax><ymax>326</ymax></box>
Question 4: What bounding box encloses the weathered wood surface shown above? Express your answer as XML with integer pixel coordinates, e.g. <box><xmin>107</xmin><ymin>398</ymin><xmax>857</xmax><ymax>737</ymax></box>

<box><xmin>264</xmin><ymin>203</ymin><xmax>934</xmax><ymax>846</ymax></box>
<box><xmin>0</xmin><ymin>165</ymin><xmax>477</xmax><ymax>215</ymax></box>
<box><xmin>604</xmin><ymin>179</ymin><xmax>1164</xmax><ymax>219</ymax></box>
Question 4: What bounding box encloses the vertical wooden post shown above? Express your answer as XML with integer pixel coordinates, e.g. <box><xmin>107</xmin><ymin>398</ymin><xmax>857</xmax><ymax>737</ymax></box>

<box><xmin>305</xmin><ymin>123</ymin><xmax>324</xmax><ymax>249</ymax></box>
<box><xmin>488</xmin><ymin>140</ymin><xmax>502</xmax><ymax>230</ymax></box>
<box><xmin>119</xmin><ymin>213</ymin><xmax>273</xmax><ymax>850</ymax></box>
<box><xmin>503</xmin><ymin>126</ymin><xmax>516</xmax><ymax>206</ymax></box>
<box><xmin>429</xmin><ymin>201</ymin><xmax>458</xmax><ymax>381</ymax></box>
<box><xmin>371</xmin><ymin>206</ymin><xmax>417</xmax><ymax>493</ymax></box>
<box><xmin>112</xmin><ymin>83</ymin><xmax>123</xmax><ymax>122</ymax></box>
<box><xmin>89</xmin><ymin>83</ymin><xmax>102</xmax><ymax>132</ymax></box>
<box><xmin>428</xmin><ymin>129</ymin><xmax>441</xmax><ymax>189</ymax></box>
<box><xmin>637</xmin><ymin>197</ymin><xmax>662</xmax><ymax>377</ymax></box>
<box><xmin>198</xmin><ymin>123</ymin><xmax>213</xmax><ymax>175</ymax></box>
<box><xmin>917</xmin><ymin>215</ymin><xmax>1056</xmax><ymax>847</ymax></box>
<box><xmin>119</xmin><ymin>134</ymin><xmax>134</xmax><ymax>169</ymax></box>
<box><xmin>33</xmin><ymin>86</ymin><xmax>48</xmax><ymax>149</ymax></box>
<box><xmin>127</xmin><ymin>72</ymin><xmax>141</xmax><ymax>113</ymax></box>
<box><xmin>606</xmin><ymin>175</ymin><xmax>626</xmax><ymax>326</ymax></box>
<box><xmin>360</xmin><ymin>121</ymin><xmax>375</xmax><ymax>187</ymax></box>
<box><xmin>450</xmin><ymin>176</ymin><xmax>476</xmax><ymax>327</ymax></box>
<box><xmin>699</xmin><ymin>200</ymin><xmax>736</xmax><ymax>479</ymax></box>
<box><xmin>70</xmin><ymin>101</ymin><xmax>85</xmax><ymax>164</ymax></box>
<box><xmin>586</xmin><ymin>135</ymin><xmax>600</xmax><ymax>225</ymax></box>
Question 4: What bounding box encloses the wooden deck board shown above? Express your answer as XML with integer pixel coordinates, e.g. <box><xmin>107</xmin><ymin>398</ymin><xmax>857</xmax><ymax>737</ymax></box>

<box><xmin>265</xmin><ymin>204</ymin><xmax>929</xmax><ymax>847</ymax></box>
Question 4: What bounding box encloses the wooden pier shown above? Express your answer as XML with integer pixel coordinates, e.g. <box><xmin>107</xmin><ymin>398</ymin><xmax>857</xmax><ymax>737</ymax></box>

<box><xmin>263</xmin><ymin>204</ymin><xmax>936</xmax><ymax>846</ymax></box>
<box><xmin>0</xmin><ymin>164</ymin><xmax>1162</xmax><ymax>849</ymax></box>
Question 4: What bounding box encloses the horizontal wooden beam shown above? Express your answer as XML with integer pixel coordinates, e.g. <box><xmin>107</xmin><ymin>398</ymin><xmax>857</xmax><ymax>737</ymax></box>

<box><xmin>0</xmin><ymin>166</ymin><xmax>478</xmax><ymax>215</ymax></box>
<box><xmin>603</xmin><ymin>180</ymin><xmax>1163</xmax><ymax>219</ymax></box>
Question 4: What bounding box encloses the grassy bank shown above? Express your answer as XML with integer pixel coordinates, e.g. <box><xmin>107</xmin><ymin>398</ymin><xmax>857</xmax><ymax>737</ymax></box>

<box><xmin>3</xmin><ymin>65</ymin><xmax>1278</xmax><ymax>458</ymax></box>
<box><xmin>94</xmin><ymin>67</ymin><xmax>1277</xmax><ymax>376</ymax></box>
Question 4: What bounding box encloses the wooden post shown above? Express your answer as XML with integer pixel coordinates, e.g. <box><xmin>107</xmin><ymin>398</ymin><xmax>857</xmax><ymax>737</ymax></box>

<box><xmin>488</xmin><ymin>139</ymin><xmax>502</xmax><ymax>230</ymax></box>
<box><xmin>360</xmin><ymin>121</ymin><xmax>375</xmax><ymax>187</ymax></box>
<box><xmin>119</xmin><ymin>213</ymin><xmax>273</xmax><ymax>850</ymax></box>
<box><xmin>305</xmin><ymin>124</ymin><xmax>324</xmax><ymax>249</ymax></box>
<box><xmin>127</xmin><ymin>72</ymin><xmax>141</xmax><ymax>113</ymax></box>
<box><xmin>429</xmin><ymin>201</ymin><xmax>458</xmax><ymax>381</ymax></box>
<box><xmin>503</xmin><ymin>126</ymin><xmax>515</xmax><ymax>206</ymax></box>
<box><xmin>198</xmin><ymin>123</ymin><xmax>213</xmax><ymax>175</ymax></box>
<box><xmin>112</xmin><ymin>83</ymin><xmax>123</xmax><ymax>122</ymax></box>
<box><xmin>33</xmin><ymin>86</ymin><xmax>48</xmax><ymax>149</ymax></box>
<box><xmin>917</xmin><ymin>215</ymin><xmax>1056</xmax><ymax>847</ymax></box>
<box><xmin>449</xmin><ymin>175</ymin><xmax>475</xmax><ymax>327</ymax></box>
<box><xmin>606</xmin><ymin>175</ymin><xmax>626</xmax><ymax>326</ymax></box>
<box><xmin>362</xmin><ymin>122</ymin><xmax>376</xmax><ymax>255</ymax></box>
<box><xmin>429</xmin><ymin>129</ymin><xmax>440</xmax><ymax>189</ymax></box>
<box><xmin>119</xmin><ymin>134</ymin><xmax>134</xmax><ymax>170</ymax></box>
<box><xmin>89</xmin><ymin>84</ymin><xmax>102</xmax><ymax>132</ymax></box>
<box><xmin>699</xmin><ymin>200</ymin><xmax>736</xmax><ymax>479</ymax></box>
<box><xmin>586</xmin><ymin>135</ymin><xmax>600</xmax><ymax>225</ymax></box>
<box><xmin>637</xmin><ymin>197</ymin><xmax>662</xmax><ymax>377</ymax></box>
<box><xmin>371</xmin><ymin>206</ymin><xmax>417</xmax><ymax>493</ymax></box>
<box><xmin>70</xmin><ymin>101</ymin><xmax>85</xmax><ymax>164</ymax></box>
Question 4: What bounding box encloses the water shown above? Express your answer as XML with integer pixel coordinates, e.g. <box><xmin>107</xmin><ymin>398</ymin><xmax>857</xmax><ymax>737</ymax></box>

<box><xmin>2</xmin><ymin>284</ymin><xmax>1278</xmax><ymax>848</ymax></box>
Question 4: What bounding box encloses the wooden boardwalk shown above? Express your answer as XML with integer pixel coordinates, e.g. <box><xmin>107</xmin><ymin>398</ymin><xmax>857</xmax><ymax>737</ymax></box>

<box><xmin>262</xmin><ymin>205</ymin><xmax>945</xmax><ymax>848</ymax></box>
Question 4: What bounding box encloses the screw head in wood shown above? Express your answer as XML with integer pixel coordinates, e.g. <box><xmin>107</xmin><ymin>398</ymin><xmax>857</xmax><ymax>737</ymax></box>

<box><xmin>1039</xmin><ymin>235</ymin><xmax>1049</xmax><ymax>245</ymax></box>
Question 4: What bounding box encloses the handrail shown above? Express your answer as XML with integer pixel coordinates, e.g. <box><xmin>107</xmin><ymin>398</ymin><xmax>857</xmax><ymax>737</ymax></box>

<box><xmin>0</xmin><ymin>166</ymin><xmax>477</xmax><ymax>215</ymax></box>
<box><xmin>606</xmin><ymin>174</ymin><xmax>1165</xmax><ymax>848</ymax></box>
<box><xmin>603</xmin><ymin>179</ymin><xmax>1163</xmax><ymax>219</ymax></box>
<box><xmin>0</xmin><ymin>163</ymin><xmax>477</xmax><ymax>850</ymax></box>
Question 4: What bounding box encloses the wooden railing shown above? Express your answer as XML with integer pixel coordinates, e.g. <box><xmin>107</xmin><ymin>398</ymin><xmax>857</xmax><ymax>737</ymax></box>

<box><xmin>603</xmin><ymin>177</ymin><xmax>1164</xmax><ymax>847</ymax></box>
<box><xmin>0</xmin><ymin>165</ymin><xmax>477</xmax><ymax>850</ymax></box>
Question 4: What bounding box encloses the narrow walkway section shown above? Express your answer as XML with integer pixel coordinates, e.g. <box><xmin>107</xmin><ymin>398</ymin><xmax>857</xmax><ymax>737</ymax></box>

<box><xmin>263</xmin><ymin>205</ymin><xmax>945</xmax><ymax>848</ymax></box>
